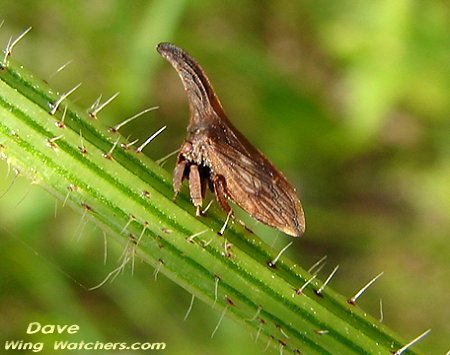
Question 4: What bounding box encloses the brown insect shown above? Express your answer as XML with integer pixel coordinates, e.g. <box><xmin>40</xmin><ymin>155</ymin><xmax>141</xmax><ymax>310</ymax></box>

<box><xmin>157</xmin><ymin>43</ymin><xmax>305</xmax><ymax>237</ymax></box>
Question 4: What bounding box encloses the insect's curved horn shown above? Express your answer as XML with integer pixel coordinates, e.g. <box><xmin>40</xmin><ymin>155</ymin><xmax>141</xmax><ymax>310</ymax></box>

<box><xmin>156</xmin><ymin>43</ymin><xmax>225</xmax><ymax>120</ymax></box>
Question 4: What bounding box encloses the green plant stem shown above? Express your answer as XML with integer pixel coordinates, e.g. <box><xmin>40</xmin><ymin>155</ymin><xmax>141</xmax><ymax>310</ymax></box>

<box><xmin>0</xmin><ymin>60</ymin><xmax>421</xmax><ymax>354</ymax></box>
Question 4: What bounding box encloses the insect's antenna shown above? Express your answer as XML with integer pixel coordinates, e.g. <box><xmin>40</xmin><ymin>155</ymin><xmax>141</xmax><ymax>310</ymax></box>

<box><xmin>156</xmin><ymin>43</ymin><xmax>226</xmax><ymax>122</ymax></box>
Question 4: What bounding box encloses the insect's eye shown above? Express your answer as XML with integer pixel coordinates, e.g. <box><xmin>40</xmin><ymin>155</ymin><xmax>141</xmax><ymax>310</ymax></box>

<box><xmin>181</xmin><ymin>142</ymin><xmax>193</xmax><ymax>154</ymax></box>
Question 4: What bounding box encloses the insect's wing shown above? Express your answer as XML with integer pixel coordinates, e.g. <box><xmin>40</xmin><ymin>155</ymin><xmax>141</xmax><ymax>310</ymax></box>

<box><xmin>157</xmin><ymin>43</ymin><xmax>305</xmax><ymax>236</ymax></box>
<box><xmin>206</xmin><ymin>125</ymin><xmax>305</xmax><ymax>237</ymax></box>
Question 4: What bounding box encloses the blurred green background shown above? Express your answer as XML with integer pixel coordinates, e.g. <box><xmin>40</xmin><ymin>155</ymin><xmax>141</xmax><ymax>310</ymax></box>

<box><xmin>0</xmin><ymin>1</ymin><xmax>449</xmax><ymax>354</ymax></box>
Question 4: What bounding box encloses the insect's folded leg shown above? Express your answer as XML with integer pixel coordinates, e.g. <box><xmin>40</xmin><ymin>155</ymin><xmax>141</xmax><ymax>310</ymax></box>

<box><xmin>188</xmin><ymin>164</ymin><xmax>203</xmax><ymax>216</ymax></box>
<box><xmin>212</xmin><ymin>175</ymin><xmax>233</xmax><ymax>216</ymax></box>
<box><xmin>172</xmin><ymin>159</ymin><xmax>187</xmax><ymax>200</ymax></box>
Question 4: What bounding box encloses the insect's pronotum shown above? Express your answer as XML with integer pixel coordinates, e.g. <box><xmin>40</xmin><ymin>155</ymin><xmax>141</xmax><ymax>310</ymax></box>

<box><xmin>157</xmin><ymin>43</ymin><xmax>305</xmax><ymax>237</ymax></box>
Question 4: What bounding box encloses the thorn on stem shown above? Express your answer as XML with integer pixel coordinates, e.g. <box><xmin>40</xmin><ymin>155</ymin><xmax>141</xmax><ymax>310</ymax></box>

<box><xmin>211</xmin><ymin>304</ymin><xmax>228</xmax><ymax>339</ymax></box>
<box><xmin>102</xmin><ymin>137</ymin><xmax>121</xmax><ymax>160</ymax></box>
<box><xmin>315</xmin><ymin>265</ymin><xmax>339</xmax><ymax>296</ymax></box>
<box><xmin>294</xmin><ymin>274</ymin><xmax>317</xmax><ymax>296</ymax></box>
<box><xmin>135</xmin><ymin>126</ymin><xmax>167</xmax><ymax>153</ymax></box>
<box><xmin>186</xmin><ymin>229</ymin><xmax>208</xmax><ymax>243</ymax></box>
<box><xmin>110</xmin><ymin>106</ymin><xmax>158</xmax><ymax>133</ymax></box>
<box><xmin>348</xmin><ymin>271</ymin><xmax>384</xmax><ymax>305</ymax></box>
<box><xmin>1</xmin><ymin>26</ymin><xmax>32</xmax><ymax>69</ymax></box>
<box><xmin>49</xmin><ymin>83</ymin><xmax>81</xmax><ymax>115</ymax></box>
<box><xmin>120</xmin><ymin>138</ymin><xmax>139</xmax><ymax>150</ymax></box>
<box><xmin>153</xmin><ymin>259</ymin><xmax>164</xmax><ymax>281</ymax></box>
<box><xmin>88</xmin><ymin>92</ymin><xmax>119</xmax><ymax>119</ymax></box>
<box><xmin>392</xmin><ymin>329</ymin><xmax>431</xmax><ymax>355</ymax></box>
<box><xmin>308</xmin><ymin>255</ymin><xmax>327</xmax><ymax>274</ymax></box>
<box><xmin>55</xmin><ymin>105</ymin><xmax>68</xmax><ymax>128</ymax></box>
<box><xmin>184</xmin><ymin>294</ymin><xmax>195</xmax><ymax>321</ymax></box>
<box><xmin>47</xmin><ymin>135</ymin><xmax>64</xmax><ymax>150</ymax></box>
<box><xmin>218</xmin><ymin>210</ymin><xmax>232</xmax><ymax>236</ymax></box>
<box><xmin>48</xmin><ymin>59</ymin><xmax>74</xmax><ymax>81</ymax></box>
<box><xmin>267</xmin><ymin>242</ymin><xmax>293</xmax><ymax>269</ymax></box>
